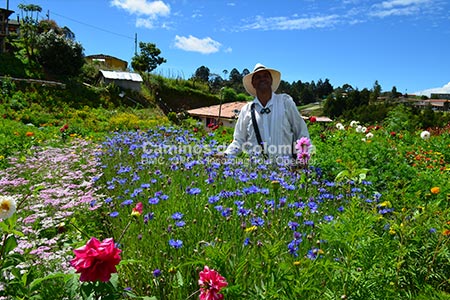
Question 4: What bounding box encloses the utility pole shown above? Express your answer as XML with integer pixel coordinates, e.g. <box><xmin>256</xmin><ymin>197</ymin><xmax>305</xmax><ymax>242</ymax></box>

<box><xmin>134</xmin><ymin>33</ymin><xmax>137</xmax><ymax>55</ymax></box>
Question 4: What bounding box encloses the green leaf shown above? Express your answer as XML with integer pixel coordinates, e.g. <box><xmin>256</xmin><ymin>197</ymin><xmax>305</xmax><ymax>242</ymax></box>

<box><xmin>3</xmin><ymin>234</ymin><xmax>18</xmax><ymax>254</ymax></box>
<box><xmin>29</xmin><ymin>273</ymin><xmax>71</xmax><ymax>291</ymax></box>
<box><xmin>176</xmin><ymin>270</ymin><xmax>184</xmax><ymax>287</ymax></box>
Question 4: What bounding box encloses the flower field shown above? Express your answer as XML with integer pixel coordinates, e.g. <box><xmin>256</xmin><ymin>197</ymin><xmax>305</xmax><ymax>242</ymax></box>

<box><xmin>0</xmin><ymin>120</ymin><xmax>449</xmax><ymax>299</ymax></box>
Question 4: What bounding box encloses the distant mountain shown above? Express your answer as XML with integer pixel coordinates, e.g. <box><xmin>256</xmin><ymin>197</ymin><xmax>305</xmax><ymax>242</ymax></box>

<box><xmin>414</xmin><ymin>82</ymin><xmax>450</xmax><ymax>97</ymax></box>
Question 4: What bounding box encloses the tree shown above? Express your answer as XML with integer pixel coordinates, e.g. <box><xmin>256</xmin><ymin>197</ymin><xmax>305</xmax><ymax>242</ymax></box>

<box><xmin>193</xmin><ymin>66</ymin><xmax>210</xmax><ymax>82</ymax></box>
<box><xmin>36</xmin><ymin>29</ymin><xmax>84</xmax><ymax>77</ymax></box>
<box><xmin>370</xmin><ymin>80</ymin><xmax>382</xmax><ymax>103</ymax></box>
<box><xmin>131</xmin><ymin>42</ymin><xmax>166</xmax><ymax>73</ymax></box>
<box><xmin>17</xmin><ymin>4</ymin><xmax>42</xmax><ymax>62</ymax></box>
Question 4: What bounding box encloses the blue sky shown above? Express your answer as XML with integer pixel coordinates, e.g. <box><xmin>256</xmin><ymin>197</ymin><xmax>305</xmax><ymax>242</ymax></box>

<box><xmin>5</xmin><ymin>0</ymin><xmax>450</xmax><ymax>95</ymax></box>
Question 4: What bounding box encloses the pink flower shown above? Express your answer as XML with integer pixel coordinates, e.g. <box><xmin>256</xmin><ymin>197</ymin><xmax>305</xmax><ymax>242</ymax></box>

<box><xmin>131</xmin><ymin>202</ymin><xmax>143</xmax><ymax>217</ymax></box>
<box><xmin>295</xmin><ymin>137</ymin><xmax>311</xmax><ymax>152</ymax></box>
<box><xmin>198</xmin><ymin>266</ymin><xmax>228</xmax><ymax>300</ymax></box>
<box><xmin>70</xmin><ymin>237</ymin><xmax>121</xmax><ymax>282</ymax></box>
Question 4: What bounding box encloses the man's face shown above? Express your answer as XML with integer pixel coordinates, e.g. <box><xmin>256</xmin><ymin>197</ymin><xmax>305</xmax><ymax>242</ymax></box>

<box><xmin>251</xmin><ymin>70</ymin><xmax>272</xmax><ymax>91</ymax></box>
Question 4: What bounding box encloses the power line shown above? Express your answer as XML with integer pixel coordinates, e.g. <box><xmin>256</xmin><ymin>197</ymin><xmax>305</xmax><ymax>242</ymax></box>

<box><xmin>50</xmin><ymin>11</ymin><xmax>134</xmax><ymax>40</ymax></box>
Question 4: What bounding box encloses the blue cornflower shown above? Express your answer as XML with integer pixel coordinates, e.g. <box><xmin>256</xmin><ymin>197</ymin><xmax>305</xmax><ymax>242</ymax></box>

<box><xmin>306</xmin><ymin>249</ymin><xmax>318</xmax><ymax>260</ymax></box>
<box><xmin>324</xmin><ymin>215</ymin><xmax>334</xmax><ymax>222</ymax></box>
<box><xmin>121</xmin><ymin>199</ymin><xmax>133</xmax><ymax>206</ymax></box>
<box><xmin>208</xmin><ymin>195</ymin><xmax>220</xmax><ymax>204</ymax></box>
<box><xmin>148</xmin><ymin>197</ymin><xmax>159</xmax><ymax>205</ymax></box>
<box><xmin>141</xmin><ymin>183</ymin><xmax>151</xmax><ymax>189</ymax></box>
<box><xmin>171</xmin><ymin>212</ymin><xmax>184</xmax><ymax>220</ymax></box>
<box><xmin>338</xmin><ymin>206</ymin><xmax>345</xmax><ymax>212</ymax></box>
<box><xmin>243</xmin><ymin>237</ymin><xmax>251</xmax><ymax>246</ymax></box>
<box><xmin>293</xmin><ymin>231</ymin><xmax>302</xmax><ymax>241</ymax></box>
<box><xmin>105</xmin><ymin>197</ymin><xmax>113</xmax><ymax>203</ymax></box>
<box><xmin>187</xmin><ymin>187</ymin><xmax>201</xmax><ymax>195</ymax></box>
<box><xmin>429</xmin><ymin>228</ymin><xmax>437</xmax><ymax>233</ymax></box>
<box><xmin>378</xmin><ymin>208</ymin><xmax>394</xmax><ymax>215</ymax></box>
<box><xmin>234</xmin><ymin>200</ymin><xmax>245</xmax><ymax>207</ymax></box>
<box><xmin>144</xmin><ymin>212</ymin><xmax>154</xmax><ymax>224</ymax></box>
<box><xmin>308</xmin><ymin>201</ymin><xmax>318</xmax><ymax>213</ymax></box>
<box><xmin>175</xmin><ymin>221</ymin><xmax>186</xmax><ymax>227</ymax></box>
<box><xmin>304</xmin><ymin>220</ymin><xmax>315</xmax><ymax>227</ymax></box>
<box><xmin>153</xmin><ymin>269</ymin><xmax>161</xmax><ymax>277</ymax></box>
<box><xmin>237</xmin><ymin>207</ymin><xmax>251</xmax><ymax>217</ymax></box>
<box><xmin>214</xmin><ymin>205</ymin><xmax>223</xmax><ymax>212</ymax></box>
<box><xmin>294</xmin><ymin>211</ymin><xmax>303</xmax><ymax>218</ymax></box>
<box><xmin>287</xmin><ymin>240</ymin><xmax>299</xmax><ymax>257</ymax></box>
<box><xmin>169</xmin><ymin>239</ymin><xmax>183</xmax><ymax>249</ymax></box>
<box><xmin>251</xmin><ymin>217</ymin><xmax>265</xmax><ymax>227</ymax></box>
<box><xmin>288</xmin><ymin>221</ymin><xmax>299</xmax><ymax>230</ymax></box>
<box><xmin>221</xmin><ymin>207</ymin><xmax>232</xmax><ymax>217</ymax></box>
<box><xmin>260</xmin><ymin>188</ymin><xmax>270</xmax><ymax>194</ymax></box>
<box><xmin>90</xmin><ymin>200</ymin><xmax>96</xmax><ymax>208</ymax></box>
<box><xmin>110</xmin><ymin>211</ymin><xmax>119</xmax><ymax>217</ymax></box>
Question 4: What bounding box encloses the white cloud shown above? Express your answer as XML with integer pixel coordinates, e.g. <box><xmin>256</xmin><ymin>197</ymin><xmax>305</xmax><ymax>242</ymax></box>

<box><xmin>414</xmin><ymin>82</ymin><xmax>450</xmax><ymax>97</ymax></box>
<box><xmin>370</xmin><ymin>0</ymin><xmax>431</xmax><ymax>18</ymax></box>
<box><xmin>174</xmin><ymin>35</ymin><xmax>222</xmax><ymax>54</ymax></box>
<box><xmin>378</xmin><ymin>0</ymin><xmax>431</xmax><ymax>9</ymax></box>
<box><xmin>241</xmin><ymin>15</ymin><xmax>340</xmax><ymax>31</ymax></box>
<box><xmin>110</xmin><ymin>0</ymin><xmax>170</xmax><ymax>17</ymax></box>
<box><xmin>136</xmin><ymin>18</ymin><xmax>154</xmax><ymax>29</ymax></box>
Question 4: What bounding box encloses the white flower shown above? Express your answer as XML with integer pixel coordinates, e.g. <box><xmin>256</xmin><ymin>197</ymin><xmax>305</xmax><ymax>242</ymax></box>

<box><xmin>335</xmin><ymin>123</ymin><xmax>345</xmax><ymax>130</ymax></box>
<box><xmin>420</xmin><ymin>130</ymin><xmax>430</xmax><ymax>140</ymax></box>
<box><xmin>0</xmin><ymin>195</ymin><xmax>17</xmax><ymax>220</ymax></box>
<box><xmin>366</xmin><ymin>132</ymin><xmax>374</xmax><ymax>139</ymax></box>
<box><xmin>350</xmin><ymin>120</ymin><xmax>359</xmax><ymax>127</ymax></box>
<box><xmin>356</xmin><ymin>125</ymin><xmax>363</xmax><ymax>133</ymax></box>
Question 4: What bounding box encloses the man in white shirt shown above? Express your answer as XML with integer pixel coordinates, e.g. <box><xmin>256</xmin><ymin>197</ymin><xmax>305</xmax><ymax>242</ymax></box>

<box><xmin>223</xmin><ymin>63</ymin><xmax>310</xmax><ymax>158</ymax></box>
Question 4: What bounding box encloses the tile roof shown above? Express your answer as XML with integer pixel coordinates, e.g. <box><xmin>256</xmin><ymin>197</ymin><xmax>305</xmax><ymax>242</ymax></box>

<box><xmin>187</xmin><ymin>101</ymin><xmax>248</xmax><ymax>119</ymax></box>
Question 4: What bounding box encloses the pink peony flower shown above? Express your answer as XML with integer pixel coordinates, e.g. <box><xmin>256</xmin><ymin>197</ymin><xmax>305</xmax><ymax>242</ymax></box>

<box><xmin>198</xmin><ymin>266</ymin><xmax>228</xmax><ymax>300</ymax></box>
<box><xmin>70</xmin><ymin>237</ymin><xmax>121</xmax><ymax>282</ymax></box>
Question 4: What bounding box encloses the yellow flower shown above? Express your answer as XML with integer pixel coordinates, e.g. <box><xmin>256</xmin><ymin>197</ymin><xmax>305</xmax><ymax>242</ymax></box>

<box><xmin>430</xmin><ymin>187</ymin><xmax>440</xmax><ymax>194</ymax></box>
<box><xmin>379</xmin><ymin>201</ymin><xmax>391</xmax><ymax>208</ymax></box>
<box><xmin>389</xmin><ymin>228</ymin><xmax>396</xmax><ymax>235</ymax></box>
<box><xmin>0</xmin><ymin>195</ymin><xmax>17</xmax><ymax>220</ymax></box>
<box><xmin>245</xmin><ymin>226</ymin><xmax>258</xmax><ymax>233</ymax></box>
<box><xmin>293</xmin><ymin>261</ymin><xmax>301</xmax><ymax>266</ymax></box>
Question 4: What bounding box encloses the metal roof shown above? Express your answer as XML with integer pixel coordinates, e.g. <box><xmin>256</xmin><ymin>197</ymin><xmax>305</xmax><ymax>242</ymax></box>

<box><xmin>99</xmin><ymin>70</ymin><xmax>143</xmax><ymax>82</ymax></box>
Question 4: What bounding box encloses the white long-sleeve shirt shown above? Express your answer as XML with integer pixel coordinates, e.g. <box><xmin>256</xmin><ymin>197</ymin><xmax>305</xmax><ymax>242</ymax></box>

<box><xmin>224</xmin><ymin>93</ymin><xmax>310</xmax><ymax>157</ymax></box>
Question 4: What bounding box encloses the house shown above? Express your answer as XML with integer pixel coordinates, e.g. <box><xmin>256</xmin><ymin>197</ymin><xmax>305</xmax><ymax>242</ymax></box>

<box><xmin>86</xmin><ymin>54</ymin><xmax>128</xmax><ymax>71</ymax></box>
<box><xmin>187</xmin><ymin>101</ymin><xmax>333</xmax><ymax>129</ymax></box>
<box><xmin>0</xmin><ymin>7</ymin><xmax>20</xmax><ymax>53</ymax></box>
<box><xmin>98</xmin><ymin>70</ymin><xmax>143</xmax><ymax>92</ymax></box>
<box><xmin>187</xmin><ymin>101</ymin><xmax>247</xmax><ymax>129</ymax></box>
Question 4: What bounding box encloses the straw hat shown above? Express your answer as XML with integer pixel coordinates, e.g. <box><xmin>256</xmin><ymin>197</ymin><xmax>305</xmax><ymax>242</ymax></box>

<box><xmin>243</xmin><ymin>63</ymin><xmax>281</xmax><ymax>97</ymax></box>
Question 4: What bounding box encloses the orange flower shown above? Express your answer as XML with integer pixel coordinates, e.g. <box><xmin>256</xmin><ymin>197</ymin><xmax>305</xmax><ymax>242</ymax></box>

<box><xmin>430</xmin><ymin>187</ymin><xmax>440</xmax><ymax>194</ymax></box>
<box><xmin>26</xmin><ymin>131</ymin><xmax>34</xmax><ymax>137</ymax></box>
<box><xmin>443</xmin><ymin>229</ymin><xmax>450</xmax><ymax>236</ymax></box>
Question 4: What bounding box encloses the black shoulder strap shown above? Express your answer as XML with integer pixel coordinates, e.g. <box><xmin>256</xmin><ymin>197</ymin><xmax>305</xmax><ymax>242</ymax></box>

<box><xmin>251</xmin><ymin>103</ymin><xmax>266</xmax><ymax>157</ymax></box>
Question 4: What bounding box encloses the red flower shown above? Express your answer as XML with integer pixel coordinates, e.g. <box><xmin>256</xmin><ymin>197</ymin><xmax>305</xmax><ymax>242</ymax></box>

<box><xmin>131</xmin><ymin>202</ymin><xmax>143</xmax><ymax>217</ymax></box>
<box><xmin>390</xmin><ymin>131</ymin><xmax>396</xmax><ymax>137</ymax></box>
<box><xmin>309</xmin><ymin>116</ymin><xmax>317</xmax><ymax>123</ymax></box>
<box><xmin>193</xmin><ymin>127</ymin><xmax>198</xmax><ymax>132</ymax></box>
<box><xmin>60</xmin><ymin>124</ymin><xmax>69</xmax><ymax>132</ymax></box>
<box><xmin>198</xmin><ymin>266</ymin><xmax>228</xmax><ymax>300</ymax></box>
<box><xmin>70</xmin><ymin>237</ymin><xmax>121</xmax><ymax>282</ymax></box>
